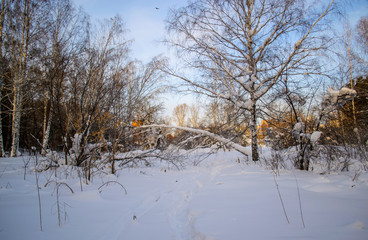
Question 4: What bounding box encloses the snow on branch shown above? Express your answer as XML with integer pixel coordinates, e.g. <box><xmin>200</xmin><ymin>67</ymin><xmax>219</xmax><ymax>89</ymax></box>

<box><xmin>138</xmin><ymin>124</ymin><xmax>250</xmax><ymax>157</ymax></box>
<box><xmin>310</xmin><ymin>131</ymin><xmax>322</xmax><ymax>145</ymax></box>
<box><xmin>322</xmin><ymin>87</ymin><xmax>357</xmax><ymax>107</ymax></box>
<box><xmin>235</xmin><ymin>99</ymin><xmax>254</xmax><ymax>111</ymax></box>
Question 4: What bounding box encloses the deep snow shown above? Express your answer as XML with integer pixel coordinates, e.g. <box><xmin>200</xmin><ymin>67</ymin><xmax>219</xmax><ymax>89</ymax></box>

<box><xmin>0</xmin><ymin>149</ymin><xmax>367</xmax><ymax>240</ymax></box>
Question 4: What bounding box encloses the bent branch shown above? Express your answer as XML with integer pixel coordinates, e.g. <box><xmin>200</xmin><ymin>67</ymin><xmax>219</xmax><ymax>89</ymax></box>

<box><xmin>138</xmin><ymin>124</ymin><xmax>250</xmax><ymax>157</ymax></box>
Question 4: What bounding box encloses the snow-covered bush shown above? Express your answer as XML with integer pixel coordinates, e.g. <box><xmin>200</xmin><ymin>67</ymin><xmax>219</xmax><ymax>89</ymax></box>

<box><xmin>310</xmin><ymin>131</ymin><xmax>322</xmax><ymax>146</ymax></box>
<box><xmin>68</xmin><ymin>133</ymin><xmax>83</xmax><ymax>166</ymax></box>
<box><xmin>291</xmin><ymin>85</ymin><xmax>359</xmax><ymax>170</ymax></box>
<box><xmin>292</xmin><ymin>120</ymin><xmax>323</xmax><ymax>170</ymax></box>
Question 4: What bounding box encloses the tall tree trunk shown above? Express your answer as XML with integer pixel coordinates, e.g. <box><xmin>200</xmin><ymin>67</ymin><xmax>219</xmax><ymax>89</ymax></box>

<box><xmin>10</xmin><ymin>0</ymin><xmax>30</xmax><ymax>157</ymax></box>
<box><xmin>250</xmin><ymin>101</ymin><xmax>259</xmax><ymax>162</ymax></box>
<box><xmin>41</xmin><ymin>88</ymin><xmax>53</xmax><ymax>156</ymax></box>
<box><xmin>10</xmin><ymin>84</ymin><xmax>22</xmax><ymax>157</ymax></box>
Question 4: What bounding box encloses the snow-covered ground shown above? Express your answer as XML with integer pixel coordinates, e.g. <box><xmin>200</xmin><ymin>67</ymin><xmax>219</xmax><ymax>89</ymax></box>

<box><xmin>1</xmin><ymin>148</ymin><xmax>367</xmax><ymax>240</ymax></box>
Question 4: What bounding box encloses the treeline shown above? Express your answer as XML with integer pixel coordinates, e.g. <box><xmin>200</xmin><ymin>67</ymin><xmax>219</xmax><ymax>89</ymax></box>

<box><xmin>0</xmin><ymin>0</ymin><xmax>165</xmax><ymax>158</ymax></box>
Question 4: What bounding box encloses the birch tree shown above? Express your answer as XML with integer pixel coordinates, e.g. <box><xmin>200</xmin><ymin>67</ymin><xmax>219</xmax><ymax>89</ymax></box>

<box><xmin>173</xmin><ymin>103</ymin><xmax>188</xmax><ymax>127</ymax></box>
<box><xmin>40</xmin><ymin>0</ymin><xmax>87</xmax><ymax>156</ymax></box>
<box><xmin>165</xmin><ymin>0</ymin><xmax>337</xmax><ymax>161</ymax></box>
<box><xmin>108</xmin><ymin>58</ymin><xmax>165</xmax><ymax>171</ymax></box>
<box><xmin>7</xmin><ymin>0</ymin><xmax>49</xmax><ymax>156</ymax></box>
<box><xmin>0</xmin><ymin>0</ymin><xmax>11</xmax><ymax>157</ymax></box>
<box><xmin>189</xmin><ymin>103</ymin><xmax>200</xmax><ymax>128</ymax></box>
<box><xmin>65</xmin><ymin>15</ymin><xmax>129</xmax><ymax>166</ymax></box>
<box><xmin>9</xmin><ymin>0</ymin><xmax>31</xmax><ymax>157</ymax></box>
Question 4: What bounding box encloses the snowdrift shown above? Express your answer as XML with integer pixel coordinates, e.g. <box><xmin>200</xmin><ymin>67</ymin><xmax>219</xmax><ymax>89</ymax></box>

<box><xmin>0</xmin><ymin>148</ymin><xmax>367</xmax><ymax>240</ymax></box>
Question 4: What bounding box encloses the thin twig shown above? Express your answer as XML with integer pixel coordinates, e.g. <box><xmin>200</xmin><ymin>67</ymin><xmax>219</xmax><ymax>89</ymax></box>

<box><xmin>273</xmin><ymin>174</ymin><xmax>290</xmax><ymax>224</ymax></box>
<box><xmin>292</xmin><ymin>171</ymin><xmax>305</xmax><ymax>228</ymax></box>
<box><xmin>98</xmin><ymin>181</ymin><xmax>127</xmax><ymax>194</ymax></box>
<box><xmin>44</xmin><ymin>180</ymin><xmax>75</xmax><ymax>194</ymax></box>
<box><xmin>30</xmin><ymin>134</ymin><xmax>45</xmax><ymax>152</ymax></box>
<box><xmin>22</xmin><ymin>157</ymin><xmax>31</xmax><ymax>180</ymax></box>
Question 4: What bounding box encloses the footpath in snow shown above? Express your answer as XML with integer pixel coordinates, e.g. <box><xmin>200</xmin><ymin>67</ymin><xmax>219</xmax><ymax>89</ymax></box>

<box><xmin>0</xmin><ymin>149</ymin><xmax>368</xmax><ymax>240</ymax></box>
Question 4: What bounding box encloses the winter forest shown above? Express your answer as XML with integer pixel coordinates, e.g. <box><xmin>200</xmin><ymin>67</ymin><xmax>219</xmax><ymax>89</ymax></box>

<box><xmin>1</xmin><ymin>0</ymin><xmax>368</xmax><ymax>239</ymax></box>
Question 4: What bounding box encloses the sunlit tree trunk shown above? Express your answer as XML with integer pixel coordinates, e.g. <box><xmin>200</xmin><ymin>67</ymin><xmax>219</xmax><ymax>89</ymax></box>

<box><xmin>41</xmin><ymin>87</ymin><xmax>54</xmax><ymax>156</ymax></box>
<box><xmin>11</xmin><ymin>0</ymin><xmax>31</xmax><ymax>157</ymax></box>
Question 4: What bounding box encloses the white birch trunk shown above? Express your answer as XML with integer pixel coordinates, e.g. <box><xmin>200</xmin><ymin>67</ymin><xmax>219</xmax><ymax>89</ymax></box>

<box><xmin>10</xmin><ymin>0</ymin><xmax>30</xmax><ymax>157</ymax></box>
<box><xmin>249</xmin><ymin>101</ymin><xmax>259</xmax><ymax>162</ymax></box>
<box><xmin>41</xmin><ymin>101</ymin><xmax>53</xmax><ymax>156</ymax></box>
<box><xmin>41</xmin><ymin>85</ymin><xmax>54</xmax><ymax>156</ymax></box>
<box><xmin>10</xmin><ymin>84</ymin><xmax>22</xmax><ymax>157</ymax></box>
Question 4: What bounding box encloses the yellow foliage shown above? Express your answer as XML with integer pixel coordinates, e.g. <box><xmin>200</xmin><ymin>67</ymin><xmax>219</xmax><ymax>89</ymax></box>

<box><xmin>132</xmin><ymin>121</ymin><xmax>142</xmax><ymax>127</ymax></box>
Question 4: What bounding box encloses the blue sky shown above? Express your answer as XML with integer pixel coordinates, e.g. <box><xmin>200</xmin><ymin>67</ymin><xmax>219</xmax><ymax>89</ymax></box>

<box><xmin>73</xmin><ymin>0</ymin><xmax>368</xmax><ymax>62</ymax></box>
<box><xmin>73</xmin><ymin>0</ymin><xmax>186</xmax><ymax>63</ymax></box>
<box><xmin>73</xmin><ymin>0</ymin><xmax>191</xmax><ymax>117</ymax></box>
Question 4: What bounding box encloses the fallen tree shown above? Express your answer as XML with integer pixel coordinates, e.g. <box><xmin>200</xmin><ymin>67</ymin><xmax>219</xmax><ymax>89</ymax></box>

<box><xmin>138</xmin><ymin>124</ymin><xmax>251</xmax><ymax>157</ymax></box>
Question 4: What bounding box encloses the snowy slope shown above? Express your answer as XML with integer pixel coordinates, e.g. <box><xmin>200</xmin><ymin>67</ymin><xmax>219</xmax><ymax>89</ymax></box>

<box><xmin>0</xmin><ymin>149</ymin><xmax>367</xmax><ymax>240</ymax></box>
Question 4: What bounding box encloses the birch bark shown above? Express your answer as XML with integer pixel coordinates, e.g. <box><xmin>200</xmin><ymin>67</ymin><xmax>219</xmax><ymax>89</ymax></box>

<box><xmin>11</xmin><ymin>0</ymin><xmax>31</xmax><ymax>157</ymax></box>
<box><xmin>41</xmin><ymin>87</ymin><xmax>54</xmax><ymax>156</ymax></box>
